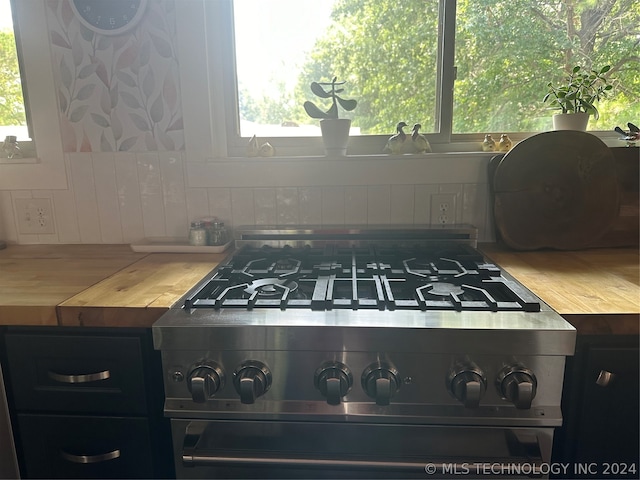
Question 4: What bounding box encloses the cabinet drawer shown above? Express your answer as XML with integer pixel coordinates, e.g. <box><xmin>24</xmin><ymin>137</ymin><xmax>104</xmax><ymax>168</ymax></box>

<box><xmin>5</xmin><ymin>333</ymin><xmax>147</xmax><ymax>415</ymax></box>
<box><xmin>17</xmin><ymin>414</ymin><xmax>154</xmax><ymax>479</ymax></box>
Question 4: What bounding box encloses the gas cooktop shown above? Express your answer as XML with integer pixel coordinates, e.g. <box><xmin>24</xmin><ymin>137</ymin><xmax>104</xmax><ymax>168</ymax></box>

<box><xmin>184</xmin><ymin>243</ymin><xmax>540</xmax><ymax>312</ymax></box>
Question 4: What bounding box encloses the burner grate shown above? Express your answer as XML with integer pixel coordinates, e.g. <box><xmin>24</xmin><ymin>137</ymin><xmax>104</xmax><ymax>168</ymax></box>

<box><xmin>183</xmin><ymin>244</ymin><xmax>540</xmax><ymax>313</ymax></box>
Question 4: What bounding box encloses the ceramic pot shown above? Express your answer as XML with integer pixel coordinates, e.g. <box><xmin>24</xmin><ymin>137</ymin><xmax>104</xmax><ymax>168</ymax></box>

<box><xmin>552</xmin><ymin>112</ymin><xmax>590</xmax><ymax>131</ymax></box>
<box><xmin>320</xmin><ymin>118</ymin><xmax>351</xmax><ymax>156</ymax></box>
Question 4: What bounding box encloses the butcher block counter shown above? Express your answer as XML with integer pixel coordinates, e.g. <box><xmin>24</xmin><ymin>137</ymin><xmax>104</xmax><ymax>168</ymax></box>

<box><xmin>0</xmin><ymin>244</ymin><xmax>230</xmax><ymax>327</ymax></box>
<box><xmin>480</xmin><ymin>243</ymin><xmax>640</xmax><ymax>335</ymax></box>
<box><xmin>0</xmin><ymin>243</ymin><xmax>638</xmax><ymax>331</ymax></box>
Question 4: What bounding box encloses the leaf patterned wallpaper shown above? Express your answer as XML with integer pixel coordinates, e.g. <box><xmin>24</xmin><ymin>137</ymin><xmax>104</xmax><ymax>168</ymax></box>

<box><xmin>47</xmin><ymin>0</ymin><xmax>185</xmax><ymax>152</ymax></box>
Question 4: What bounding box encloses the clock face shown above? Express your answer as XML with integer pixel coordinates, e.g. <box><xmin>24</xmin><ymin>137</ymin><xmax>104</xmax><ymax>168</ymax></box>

<box><xmin>71</xmin><ymin>0</ymin><xmax>148</xmax><ymax>35</ymax></box>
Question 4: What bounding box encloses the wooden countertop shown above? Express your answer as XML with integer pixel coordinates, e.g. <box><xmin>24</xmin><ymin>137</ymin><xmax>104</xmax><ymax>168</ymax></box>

<box><xmin>0</xmin><ymin>245</ymin><xmax>230</xmax><ymax>328</ymax></box>
<box><xmin>0</xmin><ymin>245</ymin><xmax>146</xmax><ymax>326</ymax></box>
<box><xmin>479</xmin><ymin>243</ymin><xmax>640</xmax><ymax>335</ymax></box>
<box><xmin>1</xmin><ymin>243</ymin><xmax>638</xmax><ymax>333</ymax></box>
<box><xmin>58</xmin><ymin>252</ymin><xmax>228</xmax><ymax>327</ymax></box>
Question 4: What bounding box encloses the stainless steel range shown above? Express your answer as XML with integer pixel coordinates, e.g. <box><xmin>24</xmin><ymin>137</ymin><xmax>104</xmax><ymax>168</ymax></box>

<box><xmin>153</xmin><ymin>225</ymin><xmax>576</xmax><ymax>479</ymax></box>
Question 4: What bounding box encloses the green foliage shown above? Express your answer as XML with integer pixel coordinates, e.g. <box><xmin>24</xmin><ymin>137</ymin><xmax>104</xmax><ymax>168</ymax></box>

<box><xmin>543</xmin><ymin>65</ymin><xmax>613</xmax><ymax>119</ymax></box>
<box><xmin>303</xmin><ymin>77</ymin><xmax>357</xmax><ymax>119</ymax></box>
<box><xmin>289</xmin><ymin>0</ymin><xmax>640</xmax><ymax>134</ymax></box>
<box><xmin>0</xmin><ymin>30</ymin><xmax>26</xmax><ymax>126</ymax></box>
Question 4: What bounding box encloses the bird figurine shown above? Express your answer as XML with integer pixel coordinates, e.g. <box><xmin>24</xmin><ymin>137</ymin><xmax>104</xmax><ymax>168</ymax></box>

<box><xmin>497</xmin><ymin>134</ymin><xmax>512</xmax><ymax>152</ymax></box>
<box><xmin>258</xmin><ymin>141</ymin><xmax>276</xmax><ymax>157</ymax></box>
<box><xmin>614</xmin><ymin>122</ymin><xmax>639</xmax><ymax>146</ymax></box>
<box><xmin>410</xmin><ymin>123</ymin><xmax>431</xmax><ymax>153</ymax></box>
<box><xmin>384</xmin><ymin>122</ymin><xmax>408</xmax><ymax>154</ymax></box>
<box><xmin>482</xmin><ymin>134</ymin><xmax>496</xmax><ymax>152</ymax></box>
<box><xmin>246</xmin><ymin>135</ymin><xmax>260</xmax><ymax>157</ymax></box>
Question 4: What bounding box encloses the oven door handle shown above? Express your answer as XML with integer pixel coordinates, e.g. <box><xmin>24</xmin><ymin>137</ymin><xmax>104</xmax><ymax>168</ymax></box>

<box><xmin>182</xmin><ymin>454</ymin><xmax>544</xmax><ymax>476</ymax></box>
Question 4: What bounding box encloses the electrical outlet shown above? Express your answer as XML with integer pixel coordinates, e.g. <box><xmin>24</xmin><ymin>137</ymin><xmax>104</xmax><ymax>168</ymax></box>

<box><xmin>430</xmin><ymin>193</ymin><xmax>457</xmax><ymax>225</ymax></box>
<box><xmin>15</xmin><ymin>198</ymin><xmax>55</xmax><ymax>234</ymax></box>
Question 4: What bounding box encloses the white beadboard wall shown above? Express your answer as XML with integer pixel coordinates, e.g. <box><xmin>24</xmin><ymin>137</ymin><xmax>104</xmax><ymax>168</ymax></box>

<box><xmin>0</xmin><ymin>152</ymin><xmax>494</xmax><ymax>245</ymax></box>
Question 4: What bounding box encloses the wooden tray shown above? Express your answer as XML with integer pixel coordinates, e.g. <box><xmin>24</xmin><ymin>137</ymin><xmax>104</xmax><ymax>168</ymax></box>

<box><xmin>130</xmin><ymin>239</ymin><xmax>232</xmax><ymax>253</ymax></box>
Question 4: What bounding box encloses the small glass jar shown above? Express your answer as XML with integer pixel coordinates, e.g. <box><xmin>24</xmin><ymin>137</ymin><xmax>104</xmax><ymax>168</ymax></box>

<box><xmin>188</xmin><ymin>221</ymin><xmax>207</xmax><ymax>246</ymax></box>
<box><xmin>209</xmin><ymin>221</ymin><xmax>228</xmax><ymax>246</ymax></box>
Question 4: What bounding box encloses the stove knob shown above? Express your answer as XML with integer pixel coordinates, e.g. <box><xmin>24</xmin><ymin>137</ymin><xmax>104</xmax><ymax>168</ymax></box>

<box><xmin>314</xmin><ymin>362</ymin><xmax>353</xmax><ymax>405</ymax></box>
<box><xmin>187</xmin><ymin>362</ymin><xmax>225</xmax><ymax>403</ymax></box>
<box><xmin>233</xmin><ymin>361</ymin><xmax>272</xmax><ymax>404</ymax></box>
<box><xmin>449</xmin><ymin>367</ymin><xmax>487</xmax><ymax>408</ymax></box>
<box><xmin>361</xmin><ymin>362</ymin><xmax>400</xmax><ymax>406</ymax></box>
<box><xmin>497</xmin><ymin>365</ymin><xmax>537</xmax><ymax>409</ymax></box>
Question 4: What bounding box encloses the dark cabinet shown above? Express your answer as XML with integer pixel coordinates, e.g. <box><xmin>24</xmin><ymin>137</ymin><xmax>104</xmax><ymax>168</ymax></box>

<box><xmin>1</xmin><ymin>327</ymin><xmax>173</xmax><ymax>479</ymax></box>
<box><xmin>16</xmin><ymin>414</ymin><xmax>154</xmax><ymax>479</ymax></box>
<box><xmin>553</xmin><ymin>334</ymin><xmax>639</xmax><ymax>479</ymax></box>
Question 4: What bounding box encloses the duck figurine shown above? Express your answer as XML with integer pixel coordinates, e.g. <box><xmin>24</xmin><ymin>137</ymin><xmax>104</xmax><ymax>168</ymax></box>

<box><xmin>384</xmin><ymin>122</ymin><xmax>408</xmax><ymax>154</ymax></box>
<box><xmin>246</xmin><ymin>135</ymin><xmax>260</xmax><ymax>157</ymax></box>
<box><xmin>497</xmin><ymin>134</ymin><xmax>512</xmax><ymax>152</ymax></box>
<box><xmin>259</xmin><ymin>141</ymin><xmax>276</xmax><ymax>157</ymax></box>
<box><xmin>410</xmin><ymin>123</ymin><xmax>431</xmax><ymax>153</ymax></box>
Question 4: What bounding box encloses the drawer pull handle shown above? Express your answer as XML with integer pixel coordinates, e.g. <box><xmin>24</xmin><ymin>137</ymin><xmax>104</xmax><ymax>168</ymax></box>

<box><xmin>596</xmin><ymin>370</ymin><xmax>615</xmax><ymax>387</ymax></box>
<box><xmin>48</xmin><ymin>369</ymin><xmax>111</xmax><ymax>384</ymax></box>
<box><xmin>60</xmin><ymin>449</ymin><xmax>121</xmax><ymax>464</ymax></box>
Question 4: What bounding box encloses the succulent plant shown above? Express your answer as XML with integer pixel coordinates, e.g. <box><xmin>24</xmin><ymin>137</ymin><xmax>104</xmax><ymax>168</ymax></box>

<box><xmin>303</xmin><ymin>77</ymin><xmax>358</xmax><ymax>119</ymax></box>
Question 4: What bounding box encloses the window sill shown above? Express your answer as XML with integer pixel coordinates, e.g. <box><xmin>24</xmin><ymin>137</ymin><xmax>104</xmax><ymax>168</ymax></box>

<box><xmin>0</xmin><ymin>156</ymin><xmax>39</xmax><ymax>165</ymax></box>
<box><xmin>206</xmin><ymin>150</ymin><xmax>497</xmax><ymax>162</ymax></box>
<box><xmin>216</xmin><ymin>133</ymin><xmax>625</xmax><ymax>161</ymax></box>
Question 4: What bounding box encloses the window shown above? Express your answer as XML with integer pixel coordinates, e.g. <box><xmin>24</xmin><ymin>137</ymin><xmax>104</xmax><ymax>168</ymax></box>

<box><xmin>212</xmin><ymin>0</ymin><xmax>638</xmax><ymax>156</ymax></box>
<box><xmin>0</xmin><ymin>0</ymin><xmax>29</xmax><ymax>144</ymax></box>
<box><xmin>0</xmin><ymin>0</ymin><xmax>66</xmax><ymax>189</ymax></box>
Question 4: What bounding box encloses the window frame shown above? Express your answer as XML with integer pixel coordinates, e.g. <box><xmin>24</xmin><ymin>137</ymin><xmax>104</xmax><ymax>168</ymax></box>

<box><xmin>216</xmin><ymin>0</ymin><xmax>459</xmax><ymax>157</ymax></box>
<box><xmin>0</xmin><ymin>0</ymin><xmax>66</xmax><ymax>189</ymax></box>
<box><xmin>204</xmin><ymin>0</ymin><xmax>620</xmax><ymax>159</ymax></box>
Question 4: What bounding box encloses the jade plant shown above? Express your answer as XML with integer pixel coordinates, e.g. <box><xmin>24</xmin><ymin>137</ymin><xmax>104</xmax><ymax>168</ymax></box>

<box><xmin>303</xmin><ymin>77</ymin><xmax>357</xmax><ymax>119</ymax></box>
<box><xmin>543</xmin><ymin>65</ymin><xmax>613</xmax><ymax>120</ymax></box>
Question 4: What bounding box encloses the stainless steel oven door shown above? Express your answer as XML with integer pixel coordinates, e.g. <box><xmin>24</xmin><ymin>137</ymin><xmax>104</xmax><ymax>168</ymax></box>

<box><xmin>172</xmin><ymin>420</ymin><xmax>553</xmax><ymax>479</ymax></box>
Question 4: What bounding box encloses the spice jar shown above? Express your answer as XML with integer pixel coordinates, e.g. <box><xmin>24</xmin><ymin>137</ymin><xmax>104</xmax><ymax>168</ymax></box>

<box><xmin>209</xmin><ymin>221</ymin><xmax>228</xmax><ymax>246</ymax></box>
<box><xmin>188</xmin><ymin>221</ymin><xmax>207</xmax><ymax>246</ymax></box>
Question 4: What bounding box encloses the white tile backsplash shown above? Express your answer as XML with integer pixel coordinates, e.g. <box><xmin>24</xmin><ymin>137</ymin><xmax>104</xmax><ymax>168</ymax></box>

<box><xmin>114</xmin><ymin>153</ymin><xmax>146</xmax><ymax>243</ymax></box>
<box><xmin>276</xmin><ymin>188</ymin><xmax>300</xmax><ymax>225</ymax></box>
<box><xmin>367</xmin><ymin>185</ymin><xmax>391</xmax><ymax>224</ymax></box>
<box><xmin>345</xmin><ymin>186</ymin><xmax>368</xmax><ymax>225</ymax></box>
<box><xmin>298</xmin><ymin>187</ymin><xmax>322</xmax><ymax>225</ymax></box>
<box><xmin>254</xmin><ymin>188</ymin><xmax>277</xmax><ymax>225</ymax></box>
<box><xmin>390</xmin><ymin>185</ymin><xmax>416</xmax><ymax>224</ymax></box>
<box><xmin>321</xmin><ymin>187</ymin><xmax>346</xmax><ymax>225</ymax></box>
<box><xmin>0</xmin><ymin>152</ymin><xmax>494</xmax><ymax>244</ymax></box>
<box><xmin>69</xmin><ymin>154</ymin><xmax>102</xmax><ymax>243</ymax></box>
<box><xmin>137</xmin><ymin>153</ymin><xmax>166</xmax><ymax>238</ymax></box>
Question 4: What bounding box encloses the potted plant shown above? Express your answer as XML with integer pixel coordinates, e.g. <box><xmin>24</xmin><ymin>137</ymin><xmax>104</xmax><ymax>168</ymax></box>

<box><xmin>543</xmin><ymin>65</ymin><xmax>613</xmax><ymax>131</ymax></box>
<box><xmin>303</xmin><ymin>77</ymin><xmax>357</xmax><ymax>156</ymax></box>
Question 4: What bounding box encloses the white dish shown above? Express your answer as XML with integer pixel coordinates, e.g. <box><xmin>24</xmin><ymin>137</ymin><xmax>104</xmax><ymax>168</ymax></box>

<box><xmin>130</xmin><ymin>239</ymin><xmax>232</xmax><ymax>253</ymax></box>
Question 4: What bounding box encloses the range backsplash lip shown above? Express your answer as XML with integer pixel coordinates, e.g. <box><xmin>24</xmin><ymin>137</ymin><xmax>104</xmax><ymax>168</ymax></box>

<box><xmin>233</xmin><ymin>223</ymin><xmax>479</xmax><ymax>248</ymax></box>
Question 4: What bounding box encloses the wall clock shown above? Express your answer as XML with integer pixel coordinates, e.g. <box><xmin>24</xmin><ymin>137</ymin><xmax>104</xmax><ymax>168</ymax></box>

<box><xmin>70</xmin><ymin>0</ymin><xmax>148</xmax><ymax>36</ymax></box>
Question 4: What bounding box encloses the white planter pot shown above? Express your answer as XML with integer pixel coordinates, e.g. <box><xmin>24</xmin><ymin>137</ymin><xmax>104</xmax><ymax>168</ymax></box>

<box><xmin>552</xmin><ymin>112</ymin><xmax>590</xmax><ymax>131</ymax></box>
<box><xmin>320</xmin><ymin>118</ymin><xmax>351</xmax><ymax>156</ymax></box>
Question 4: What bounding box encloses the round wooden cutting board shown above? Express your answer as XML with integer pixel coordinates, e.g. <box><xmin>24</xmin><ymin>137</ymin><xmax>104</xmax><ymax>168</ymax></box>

<box><xmin>493</xmin><ymin>131</ymin><xmax>619</xmax><ymax>250</ymax></box>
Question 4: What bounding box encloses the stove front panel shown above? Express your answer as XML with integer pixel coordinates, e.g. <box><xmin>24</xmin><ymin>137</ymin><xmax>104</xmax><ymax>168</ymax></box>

<box><xmin>160</xmin><ymin>346</ymin><xmax>567</xmax><ymax>426</ymax></box>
